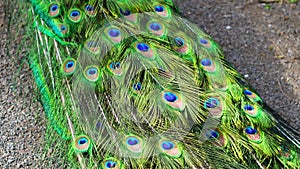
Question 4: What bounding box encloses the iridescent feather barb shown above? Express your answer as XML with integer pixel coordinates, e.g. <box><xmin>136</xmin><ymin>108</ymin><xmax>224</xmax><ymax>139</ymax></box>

<box><xmin>13</xmin><ymin>0</ymin><xmax>300</xmax><ymax>168</ymax></box>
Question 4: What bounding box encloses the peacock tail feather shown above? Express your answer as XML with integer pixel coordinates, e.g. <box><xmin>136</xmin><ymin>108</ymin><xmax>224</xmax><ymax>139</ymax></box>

<box><xmin>10</xmin><ymin>0</ymin><xmax>300</xmax><ymax>168</ymax></box>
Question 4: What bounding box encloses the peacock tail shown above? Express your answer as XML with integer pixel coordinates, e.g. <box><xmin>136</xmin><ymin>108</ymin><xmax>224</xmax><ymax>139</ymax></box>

<box><xmin>10</xmin><ymin>0</ymin><xmax>300</xmax><ymax>168</ymax></box>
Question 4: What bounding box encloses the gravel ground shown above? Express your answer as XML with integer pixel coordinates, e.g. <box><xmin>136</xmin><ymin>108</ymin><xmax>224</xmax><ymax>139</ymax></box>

<box><xmin>0</xmin><ymin>0</ymin><xmax>299</xmax><ymax>168</ymax></box>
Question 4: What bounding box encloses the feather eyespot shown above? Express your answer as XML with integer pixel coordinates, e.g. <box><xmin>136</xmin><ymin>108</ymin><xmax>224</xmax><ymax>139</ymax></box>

<box><xmin>244</xmin><ymin>89</ymin><xmax>253</xmax><ymax>96</ymax></box>
<box><xmin>245</xmin><ymin>126</ymin><xmax>262</xmax><ymax>143</ymax></box>
<box><xmin>95</xmin><ymin>121</ymin><xmax>101</xmax><ymax>130</ymax></box>
<box><xmin>164</xmin><ymin>92</ymin><xmax>178</xmax><ymax>102</ymax></box>
<box><xmin>161</xmin><ymin>141</ymin><xmax>174</xmax><ymax>150</ymax></box>
<box><xmin>279</xmin><ymin>146</ymin><xmax>293</xmax><ymax>161</ymax></box>
<box><xmin>105</xmin><ymin>161</ymin><xmax>117</xmax><ymax>168</ymax></box>
<box><xmin>101</xmin><ymin>158</ymin><xmax>121</xmax><ymax>169</ymax></box>
<box><xmin>131</xmin><ymin>82</ymin><xmax>142</xmax><ymax>95</ymax></box>
<box><xmin>62</xmin><ymin>58</ymin><xmax>76</xmax><ymax>75</ymax></box>
<box><xmin>123</xmin><ymin>135</ymin><xmax>143</xmax><ymax>153</ymax></box>
<box><xmin>57</xmin><ymin>24</ymin><xmax>69</xmax><ymax>36</ymax></box>
<box><xmin>133</xmin><ymin>82</ymin><xmax>142</xmax><ymax>91</ymax></box>
<box><xmin>49</xmin><ymin>4</ymin><xmax>60</xmax><ymax>17</ymax></box>
<box><xmin>120</xmin><ymin>8</ymin><xmax>131</xmax><ymax>16</ymax></box>
<box><xmin>155</xmin><ymin>5</ymin><xmax>164</xmax><ymax>12</ymax></box>
<box><xmin>126</xmin><ymin>137</ymin><xmax>140</xmax><ymax>146</ymax></box>
<box><xmin>120</xmin><ymin>8</ymin><xmax>137</xmax><ymax>22</ymax></box>
<box><xmin>243</xmin><ymin>89</ymin><xmax>261</xmax><ymax>102</ymax></box>
<box><xmin>84</xmin><ymin>4</ymin><xmax>96</xmax><ymax>17</ymax></box>
<box><xmin>108</xmin><ymin>61</ymin><xmax>122</xmax><ymax>76</ymax></box>
<box><xmin>61</xmin><ymin>25</ymin><xmax>67</xmax><ymax>31</ymax></box>
<box><xmin>85</xmin><ymin>40</ymin><xmax>100</xmax><ymax>54</ymax></box>
<box><xmin>204</xmin><ymin>98</ymin><xmax>220</xmax><ymax>109</ymax></box>
<box><xmin>68</xmin><ymin>9</ymin><xmax>83</xmax><ymax>23</ymax></box>
<box><xmin>108</xmin><ymin>29</ymin><xmax>120</xmax><ymax>37</ymax></box>
<box><xmin>201</xmin><ymin>58</ymin><xmax>212</xmax><ymax>66</ymax></box>
<box><xmin>154</xmin><ymin>5</ymin><xmax>170</xmax><ymax>17</ymax></box>
<box><xmin>162</xmin><ymin>90</ymin><xmax>185</xmax><ymax>111</ymax></box>
<box><xmin>204</xmin><ymin>97</ymin><xmax>223</xmax><ymax>117</ymax></box>
<box><xmin>175</xmin><ymin>37</ymin><xmax>185</xmax><ymax>47</ymax></box>
<box><xmin>137</xmin><ymin>43</ymin><xmax>150</xmax><ymax>52</ymax></box>
<box><xmin>85</xmin><ymin>4</ymin><xmax>94</xmax><ymax>11</ymax></box>
<box><xmin>105</xmin><ymin>27</ymin><xmax>122</xmax><ymax>43</ymax></box>
<box><xmin>158</xmin><ymin>140</ymin><xmax>182</xmax><ymax>158</ymax></box>
<box><xmin>172</xmin><ymin>36</ymin><xmax>189</xmax><ymax>54</ymax></box>
<box><xmin>74</xmin><ymin>135</ymin><xmax>90</xmax><ymax>153</ymax></box>
<box><xmin>147</xmin><ymin>22</ymin><xmax>165</xmax><ymax>37</ymax></box>
<box><xmin>244</xmin><ymin>104</ymin><xmax>254</xmax><ymax>111</ymax></box>
<box><xmin>245</xmin><ymin>126</ymin><xmax>257</xmax><ymax>134</ymax></box>
<box><xmin>243</xmin><ymin>104</ymin><xmax>259</xmax><ymax>117</ymax></box>
<box><xmin>199</xmin><ymin>38</ymin><xmax>211</xmax><ymax>48</ymax></box>
<box><xmin>204</xmin><ymin>129</ymin><xmax>226</xmax><ymax>146</ymax></box>
<box><xmin>135</xmin><ymin>42</ymin><xmax>155</xmax><ymax>59</ymax></box>
<box><xmin>200</xmin><ymin>58</ymin><xmax>216</xmax><ymax>72</ymax></box>
<box><xmin>109</xmin><ymin>62</ymin><xmax>121</xmax><ymax>69</ymax></box>
<box><xmin>206</xmin><ymin>129</ymin><xmax>220</xmax><ymax>139</ymax></box>
<box><xmin>50</xmin><ymin>4</ymin><xmax>58</xmax><ymax>12</ymax></box>
<box><xmin>149</xmin><ymin>22</ymin><xmax>161</xmax><ymax>31</ymax></box>
<box><xmin>84</xmin><ymin>66</ymin><xmax>100</xmax><ymax>82</ymax></box>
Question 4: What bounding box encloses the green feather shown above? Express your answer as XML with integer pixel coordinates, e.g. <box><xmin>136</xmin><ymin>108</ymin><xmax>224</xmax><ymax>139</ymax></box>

<box><xmin>11</xmin><ymin>0</ymin><xmax>300</xmax><ymax>168</ymax></box>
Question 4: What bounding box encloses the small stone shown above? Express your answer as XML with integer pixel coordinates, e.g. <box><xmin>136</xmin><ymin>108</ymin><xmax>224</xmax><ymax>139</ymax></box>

<box><xmin>226</xmin><ymin>26</ymin><xmax>231</xmax><ymax>30</ymax></box>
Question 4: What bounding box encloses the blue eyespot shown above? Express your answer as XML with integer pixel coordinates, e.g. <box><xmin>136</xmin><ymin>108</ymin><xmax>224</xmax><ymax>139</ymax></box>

<box><xmin>84</xmin><ymin>4</ymin><xmax>96</xmax><ymax>16</ymax></box>
<box><xmin>133</xmin><ymin>82</ymin><xmax>142</xmax><ymax>91</ymax></box>
<box><xmin>108</xmin><ymin>29</ymin><xmax>120</xmax><ymax>37</ymax></box>
<box><xmin>109</xmin><ymin>62</ymin><xmax>121</xmax><ymax>70</ymax></box>
<box><xmin>61</xmin><ymin>25</ymin><xmax>67</xmax><ymax>31</ymax></box>
<box><xmin>206</xmin><ymin>129</ymin><xmax>220</xmax><ymax>139</ymax></box>
<box><xmin>59</xmin><ymin>24</ymin><xmax>69</xmax><ymax>35</ymax></box>
<box><xmin>115</xmin><ymin>62</ymin><xmax>120</xmax><ymax>68</ymax></box>
<box><xmin>62</xmin><ymin>59</ymin><xmax>76</xmax><ymax>75</ymax></box>
<box><xmin>164</xmin><ymin>92</ymin><xmax>178</xmax><ymax>102</ymax></box>
<box><xmin>200</xmin><ymin>38</ymin><xmax>209</xmax><ymax>44</ymax></box>
<box><xmin>96</xmin><ymin>121</ymin><xmax>101</xmax><ymax>129</ymax></box>
<box><xmin>201</xmin><ymin>59</ymin><xmax>212</xmax><ymax>66</ymax></box>
<box><xmin>87</xmin><ymin>41</ymin><xmax>98</xmax><ymax>48</ymax></box>
<box><xmin>78</xmin><ymin>138</ymin><xmax>88</xmax><ymax>145</ymax></box>
<box><xmin>126</xmin><ymin>137</ymin><xmax>139</xmax><ymax>146</ymax></box>
<box><xmin>244</xmin><ymin>90</ymin><xmax>252</xmax><ymax>95</ymax></box>
<box><xmin>137</xmin><ymin>43</ymin><xmax>150</xmax><ymax>52</ymax></box>
<box><xmin>87</xmin><ymin>68</ymin><xmax>97</xmax><ymax>75</ymax></box>
<box><xmin>105</xmin><ymin>161</ymin><xmax>117</xmax><ymax>168</ymax></box>
<box><xmin>66</xmin><ymin>61</ymin><xmax>74</xmax><ymax>68</ymax></box>
<box><xmin>49</xmin><ymin>4</ymin><xmax>60</xmax><ymax>17</ymax></box>
<box><xmin>68</xmin><ymin>9</ymin><xmax>82</xmax><ymax>22</ymax></box>
<box><xmin>204</xmin><ymin>98</ymin><xmax>220</xmax><ymax>109</ymax></box>
<box><xmin>174</xmin><ymin>37</ymin><xmax>185</xmax><ymax>47</ymax></box>
<box><xmin>50</xmin><ymin>4</ymin><xmax>58</xmax><ymax>12</ymax></box>
<box><xmin>84</xmin><ymin>66</ymin><xmax>99</xmax><ymax>82</ymax></box>
<box><xmin>161</xmin><ymin>141</ymin><xmax>174</xmax><ymax>150</ymax></box>
<box><xmin>120</xmin><ymin>8</ymin><xmax>131</xmax><ymax>16</ymax></box>
<box><xmin>245</xmin><ymin>126</ymin><xmax>257</xmax><ymax>135</ymax></box>
<box><xmin>244</xmin><ymin>105</ymin><xmax>254</xmax><ymax>111</ymax></box>
<box><xmin>155</xmin><ymin>5</ymin><xmax>164</xmax><ymax>12</ymax></box>
<box><xmin>149</xmin><ymin>22</ymin><xmax>161</xmax><ymax>31</ymax></box>
<box><xmin>74</xmin><ymin>135</ymin><xmax>90</xmax><ymax>153</ymax></box>
<box><xmin>85</xmin><ymin>4</ymin><xmax>94</xmax><ymax>11</ymax></box>
<box><xmin>70</xmin><ymin>10</ymin><xmax>80</xmax><ymax>17</ymax></box>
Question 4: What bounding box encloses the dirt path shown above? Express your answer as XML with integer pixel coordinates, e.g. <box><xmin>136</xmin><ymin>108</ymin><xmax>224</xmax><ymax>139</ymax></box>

<box><xmin>0</xmin><ymin>1</ymin><xmax>299</xmax><ymax>168</ymax></box>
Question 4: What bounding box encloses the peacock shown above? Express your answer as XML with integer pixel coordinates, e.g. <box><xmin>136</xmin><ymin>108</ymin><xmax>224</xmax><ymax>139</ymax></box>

<box><xmin>9</xmin><ymin>0</ymin><xmax>300</xmax><ymax>168</ymax></box>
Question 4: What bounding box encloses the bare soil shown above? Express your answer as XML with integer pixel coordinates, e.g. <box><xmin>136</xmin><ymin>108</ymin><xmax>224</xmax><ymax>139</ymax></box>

<box><xmin>0</xmin><ymin>0</ymin><xmax>299</xmax><ymax>168</ymax></box>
